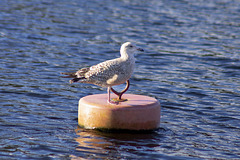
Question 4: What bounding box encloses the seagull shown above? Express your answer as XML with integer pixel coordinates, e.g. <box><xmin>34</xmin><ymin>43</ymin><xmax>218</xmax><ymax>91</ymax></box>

<box><xmin>61</xmin><ymin>42</ymin><xmax>144</xmax><ymax>104</ymax></box>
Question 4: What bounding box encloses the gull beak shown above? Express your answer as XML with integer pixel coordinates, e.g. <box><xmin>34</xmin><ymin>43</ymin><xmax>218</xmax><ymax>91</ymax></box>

<box><xmin>137</xmin><ymin>48</ymin><xmax>144</xmax><ymax>52</ymax></box>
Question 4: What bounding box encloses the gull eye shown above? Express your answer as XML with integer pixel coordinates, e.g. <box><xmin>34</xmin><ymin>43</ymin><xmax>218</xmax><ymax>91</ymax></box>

<box><xmin>129</xmin><ymin>45</ymin><xmax>133</xmax><ymax>48</ymax></box>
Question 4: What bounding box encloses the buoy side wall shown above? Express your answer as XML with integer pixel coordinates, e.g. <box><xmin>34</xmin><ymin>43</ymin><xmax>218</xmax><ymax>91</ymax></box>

<box><xmin>78</xmin><ymin>94</ymin><xmax>161</xmax><ymax>131</ymax></box>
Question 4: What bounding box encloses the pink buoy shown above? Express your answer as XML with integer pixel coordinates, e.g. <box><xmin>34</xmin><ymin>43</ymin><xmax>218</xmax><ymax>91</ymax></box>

<box><xmin>78</xmin><ymin>94</ymin><xmax>161</xmax><ymax>131</ymax></box>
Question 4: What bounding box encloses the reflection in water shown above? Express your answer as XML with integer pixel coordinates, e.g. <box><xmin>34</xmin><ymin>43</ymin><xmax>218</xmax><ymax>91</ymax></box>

<box><xmin>72</xmin><ymin>126</ymin><xmax>164</xmax><ymax>159</ymax></box>
<box><xmin>74</xmin><ymin>128</ymin><xmax>114</xmax><ymax>158</ymax></box>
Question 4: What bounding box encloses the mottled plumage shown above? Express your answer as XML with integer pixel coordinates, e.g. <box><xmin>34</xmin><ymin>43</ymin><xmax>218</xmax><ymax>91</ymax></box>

<box><xmin>62</xmin><ymin>42</ymin><xmax>144</xmax><ymax>104</ymax></box>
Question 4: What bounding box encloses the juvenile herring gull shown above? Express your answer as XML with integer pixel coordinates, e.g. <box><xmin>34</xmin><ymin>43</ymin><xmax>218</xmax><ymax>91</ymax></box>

<box><xmin>61</xmin><ymin>42</ymin><xmax>144</xmax><ymax>104</ymax></box>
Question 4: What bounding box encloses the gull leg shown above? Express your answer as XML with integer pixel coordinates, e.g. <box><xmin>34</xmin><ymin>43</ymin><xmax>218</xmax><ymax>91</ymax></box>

<box><xmin>107</xmin><ymin>87</ymin><xmax>119</xmax><ymax>105</ymax></box>
<box><xmin>111</xmin><ymin>80</ymin><xmax>130</xmax><ymax>100</ymax></box>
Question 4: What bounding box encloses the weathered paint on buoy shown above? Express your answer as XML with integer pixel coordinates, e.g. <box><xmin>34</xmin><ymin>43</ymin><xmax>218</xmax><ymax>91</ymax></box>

<box><xmin>78</xmin><ymin>94</ymin><xmax>161</xmax><ymax>131</ymax></box>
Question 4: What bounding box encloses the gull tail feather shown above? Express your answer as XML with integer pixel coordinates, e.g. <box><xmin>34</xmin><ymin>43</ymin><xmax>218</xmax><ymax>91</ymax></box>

<box><xmin>61</xmin><ymin>72</ymin><xmax>86</xmax><ymax>84</ymax></box>
<box><xmin>61</xmin><ymin>72</ymin><xmax>76</xmax><ymax>78</ymax></box>
<box><xmin>69</xmin><ymin>77</ymin><xmax>85</xmax><ymax>84</ymax></box>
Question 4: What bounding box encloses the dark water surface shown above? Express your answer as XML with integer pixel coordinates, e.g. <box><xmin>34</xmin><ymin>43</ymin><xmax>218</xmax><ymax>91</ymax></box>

<box><xmin>1</xmin><ymin>0</ymin><xmax>240</xmax><ymax>159</ymax></box>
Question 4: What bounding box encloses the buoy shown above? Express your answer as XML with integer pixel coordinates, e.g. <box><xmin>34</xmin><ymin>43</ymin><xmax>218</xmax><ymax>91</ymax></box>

<box><xmin>78</xmin><ymin>94</ymin><xmax>161</xmax><ymax>131</ymax></box>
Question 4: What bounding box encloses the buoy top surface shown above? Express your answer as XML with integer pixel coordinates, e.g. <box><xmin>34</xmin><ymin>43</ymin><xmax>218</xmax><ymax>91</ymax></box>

<box><xmin>79</xmin><ymin>94</ymin><xmax>159</xmax><ymax>109</ymax></box>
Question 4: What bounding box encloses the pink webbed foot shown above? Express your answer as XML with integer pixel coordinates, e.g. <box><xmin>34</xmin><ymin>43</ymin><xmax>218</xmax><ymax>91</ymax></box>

<box><xmin>107</xmin><ymin>99</ymin><xmax>119</xmax><ymax>105</ymax></box>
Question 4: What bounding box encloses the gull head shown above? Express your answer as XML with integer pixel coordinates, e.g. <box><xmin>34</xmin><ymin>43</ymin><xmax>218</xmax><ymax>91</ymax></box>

<box><xmin>120</xmin><ymin>42</ymin><xmax>144</xmax><ymax>58</ymax></box>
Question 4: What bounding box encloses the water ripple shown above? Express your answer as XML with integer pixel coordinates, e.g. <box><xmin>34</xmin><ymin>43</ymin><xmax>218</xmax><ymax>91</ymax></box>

<box><xmin>0</xmin><ymin>0</ymin><xmax>240</xmax><ymax>159</ymax></box>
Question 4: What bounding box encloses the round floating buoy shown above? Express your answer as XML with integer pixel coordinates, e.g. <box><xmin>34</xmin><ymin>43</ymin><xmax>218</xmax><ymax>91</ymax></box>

<box><xmin>78</xmin><ymin>94</ymin><xmax>161</xmax><ymax>131</ymax></box>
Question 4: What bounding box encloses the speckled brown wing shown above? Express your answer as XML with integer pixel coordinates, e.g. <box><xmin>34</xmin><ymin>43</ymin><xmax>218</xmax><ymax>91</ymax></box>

<box><xmin>81</xmin><ymin>58</ymin><xmax>133</xmax><ymax>87</ymax></box>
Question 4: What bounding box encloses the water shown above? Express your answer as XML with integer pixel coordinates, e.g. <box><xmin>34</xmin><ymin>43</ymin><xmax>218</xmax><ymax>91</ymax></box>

<box><xmin>0</xmin><ymin>0</ymin><xmax>240</xmax><ymax>159</ymax></box>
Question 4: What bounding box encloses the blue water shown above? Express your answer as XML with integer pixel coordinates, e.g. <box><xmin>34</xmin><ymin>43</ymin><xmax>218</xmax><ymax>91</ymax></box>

<box><xmin>1</xmin><ymin>0</ymin><xmax>240</xmax><ymax>159</ymax></box>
